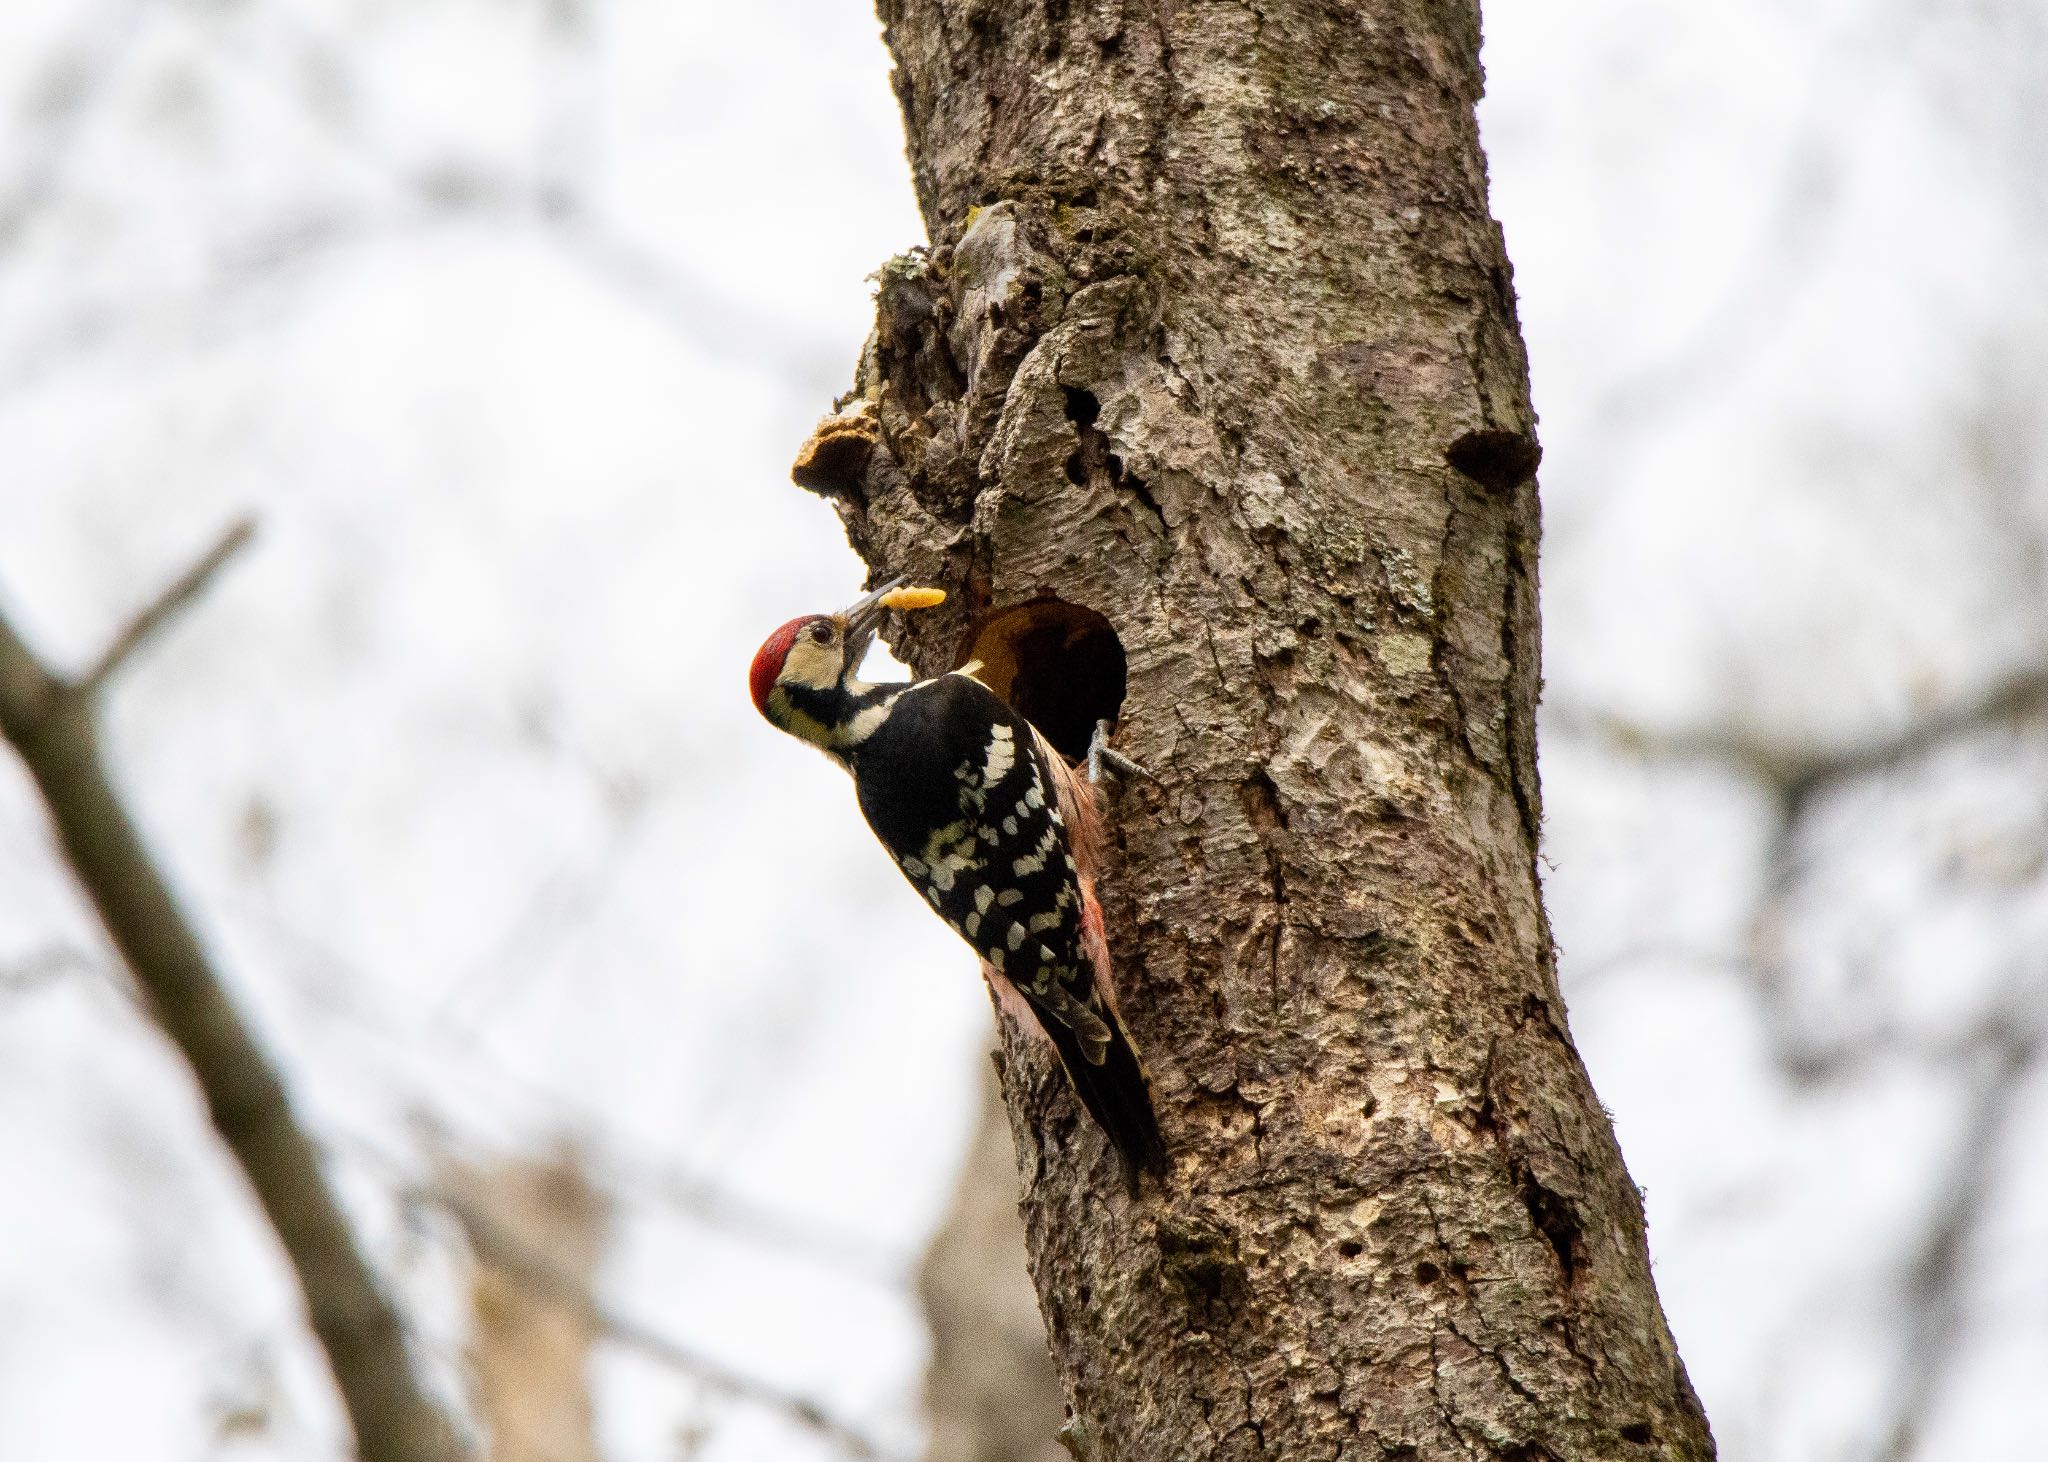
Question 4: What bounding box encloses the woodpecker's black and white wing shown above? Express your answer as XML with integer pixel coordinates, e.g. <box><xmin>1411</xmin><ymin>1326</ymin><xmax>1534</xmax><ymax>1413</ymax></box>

<box><xmin>847</xmin><ymin>672</ymin><xmax>1166</xmax><ymax>1190</ymax></box>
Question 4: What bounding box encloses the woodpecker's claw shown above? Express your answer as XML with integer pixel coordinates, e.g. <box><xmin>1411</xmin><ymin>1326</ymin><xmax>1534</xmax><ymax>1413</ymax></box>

<box><xmin>1087</xmin><ymin>719</ymin><xmax>1157</xmax><ymax>785</ymax></box>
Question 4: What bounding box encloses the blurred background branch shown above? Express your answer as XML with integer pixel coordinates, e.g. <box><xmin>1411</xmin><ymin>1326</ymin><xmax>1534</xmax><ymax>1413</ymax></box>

<box><xmin>77</xmin><ymin>516</ymin><xmax>254</xmax><ymax>695</ymax></box>
<box><xmin>418</xmin><ymin>1170</ymin><xmax>898</xmax><ymax>1462</ymax></box>
<box><xmin>0</xmin><ymin>527</ymin><xmax>461</xmax><ymax>1462</ymax></box>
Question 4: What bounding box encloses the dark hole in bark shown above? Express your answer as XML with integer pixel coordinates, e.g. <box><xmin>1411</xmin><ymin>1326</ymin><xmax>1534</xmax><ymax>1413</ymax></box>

<box><xmin>1361</xmin><ymin>1093</ymin><xmax>1377</xmax><ymax>1120</ymax></box>
<box><xmin>1338</xmin><ymin>1241</ymin><xmax>1363</xmax><ymax>1259</ymax></box>
<box><xmin>1242</xmin><ymin>769</ymin><xmax>1291</xmax><ymax>833</ymax></box>
<box><xmin>963</xmin><ymin>599</ymin><xmax>1127</xmax><ymax>764</ymax></box>
<box><xmin>1621</xmin><ymin>1423</ymin><xmax>1654</xmax><ymax>1445</ymax></box>
<box><xmin>1445</xmin><ymin>428</ymin><xmax>1542</xmax><ymax>493</ymax></box>
<box><xmin>1513</xmin><ymin>1160</ymin><xmax>1586</xmax><ymax>1287</ymax></box>
<box><xmin>1042</xmin><ymin>0</ymin><xmax>1069</xmax><ymax>59</ymax></box>
<box><xmin>1414</xmin><ymin>1260</ymin><xmax>1441</xmax><ymax>1285</ymax></box>
<box><xmin>1062</xmin><ymin>385</ymin><xmax>1102</xmax><ymax>428</ymax></box>
<box><xmin>1061</xmin><ymin>383</ymin><xmax>1163</xmax><ymax>530</ymax></box>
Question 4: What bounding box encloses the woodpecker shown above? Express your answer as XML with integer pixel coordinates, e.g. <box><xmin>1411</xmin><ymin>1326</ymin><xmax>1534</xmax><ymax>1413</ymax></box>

<box><xmin>748</xmin><ymin>578</ymin><xmax>1168</xmax><ymax>1193</ymax></box>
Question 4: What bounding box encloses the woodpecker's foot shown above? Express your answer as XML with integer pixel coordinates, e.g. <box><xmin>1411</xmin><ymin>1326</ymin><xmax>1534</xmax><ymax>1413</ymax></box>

<box><xmin>1087</xmin><ymin>719</ymin><xmax>1158</xmax><ymax>785</ymax></box>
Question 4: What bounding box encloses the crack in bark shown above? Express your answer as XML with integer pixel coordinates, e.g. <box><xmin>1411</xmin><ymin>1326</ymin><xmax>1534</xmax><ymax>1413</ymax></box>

<box><xmin>1498</xmin><ymin>524</ymin><xmax>1543</xmax><ymax>844</ymax></box>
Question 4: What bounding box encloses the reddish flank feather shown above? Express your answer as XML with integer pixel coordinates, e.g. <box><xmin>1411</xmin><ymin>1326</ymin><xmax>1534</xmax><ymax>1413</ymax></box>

<box><xmin>749</xmin><ymin>617</ymin><xmax>815</xmax><ymax>714</ymax></box>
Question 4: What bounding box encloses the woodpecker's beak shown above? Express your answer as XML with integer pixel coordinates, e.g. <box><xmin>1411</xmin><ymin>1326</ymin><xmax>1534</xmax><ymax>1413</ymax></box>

<box><xmin>839</xmin><ymin>575</ymin><xmax>907</xmax><ymax>660</ymax></box>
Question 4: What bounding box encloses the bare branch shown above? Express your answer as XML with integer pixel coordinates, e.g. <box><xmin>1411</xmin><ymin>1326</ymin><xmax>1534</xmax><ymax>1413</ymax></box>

<box><xmin>417</xmin><ymin>1182</ymin><xmax>903</xmax><ymax>1462</ymax></box>
<box><xmin>1873</xmin><ymin>1028</ymin><xmax>2039</xmax><ymax>1462</ymax></box>
<box><xmin>0</xmin><ymin>593</ymin><xmax>462</xmax><ymax>1462</ymax></box>
<box><xmin>1548</xmin><ymin>662</ymin><xmax>2048</xmax><ymax>816</ymax></box>
<box><xmin>635</xmin><ymin>1157</ymin><xmax>911</xmax><ymax>1283</ymax></box>
<box><xmin>78</xmin><ymin>516</ymin><xmax>256</xmax><ymax>696</ymax></box>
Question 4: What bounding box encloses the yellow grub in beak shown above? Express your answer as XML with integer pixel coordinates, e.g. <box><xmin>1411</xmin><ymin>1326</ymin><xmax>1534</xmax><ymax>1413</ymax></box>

<box><xmin>879</xmin><ymin>585</ymin><xmax>947</xmax><ymax>612</ymax></box>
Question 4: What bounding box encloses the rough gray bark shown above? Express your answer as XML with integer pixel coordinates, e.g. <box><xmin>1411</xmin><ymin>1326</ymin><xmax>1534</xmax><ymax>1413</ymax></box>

<box><xmin>919</xmin><ymin>1064</ymin><xmax>1066</xmax><ymax>1462</ymax></box>
<box><xmin>795</xmin><ymin>2</ymin><xmax>1717</xmax><ymax>1458</ymax></box>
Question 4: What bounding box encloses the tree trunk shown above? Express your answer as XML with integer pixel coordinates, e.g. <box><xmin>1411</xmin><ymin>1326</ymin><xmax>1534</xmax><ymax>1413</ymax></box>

<box><xmin>798</xmin><ymin>1</ymin><xmax>1716</xmax><ymax>1456</ymax></box>
<box><xmin>442</xmin><ymin>1148</ymin><xmax>608</xmax><ymax>1462</ymax></box>
<box><xmin>919</xmin><ymin>1062</ymin><xmax>1067</xmax><ymax>1462</ymax></box>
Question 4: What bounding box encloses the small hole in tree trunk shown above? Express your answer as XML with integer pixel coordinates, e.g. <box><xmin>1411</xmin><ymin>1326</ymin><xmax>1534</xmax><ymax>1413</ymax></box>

<box><xmin>963</xmin><ymin>599</ymin><xmax>1127</xmax><ymax>764</ymax></box>
<box><xmin>1414</xmin><ymin>1260</ymin><xmax>1441</xmax><ymax>1284</ymax></box>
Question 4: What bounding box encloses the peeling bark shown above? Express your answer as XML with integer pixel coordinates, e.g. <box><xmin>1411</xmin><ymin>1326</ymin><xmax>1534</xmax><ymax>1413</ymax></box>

<box><xmin>805</xmin><ymin>1</ymin><xmax>1715</xmax><ymax>1456</ymax></box>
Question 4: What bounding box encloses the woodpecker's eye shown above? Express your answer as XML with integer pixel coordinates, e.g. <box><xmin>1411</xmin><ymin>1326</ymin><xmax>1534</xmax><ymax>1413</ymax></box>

<box><xmin>809</xmin><ymin>623</ymin><xmax>835</xmax><ymax>644</ymax></box>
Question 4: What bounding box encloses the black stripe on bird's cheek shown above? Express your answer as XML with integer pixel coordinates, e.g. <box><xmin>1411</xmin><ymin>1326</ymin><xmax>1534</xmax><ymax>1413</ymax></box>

<box><xmin>780</xmin><ymin>681</ymin><xmax>849</xmax><ymax>728</ymax></box>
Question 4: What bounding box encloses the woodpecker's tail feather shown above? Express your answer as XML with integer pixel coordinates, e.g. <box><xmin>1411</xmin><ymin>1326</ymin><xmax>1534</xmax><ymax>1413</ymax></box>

<box><xmin>1010</xmin><ymin>723</ymin><xmax>1164</xmax><ymax>1191</ymax></box>
<box><xmin>1045</xmin><ymin>1009</ymin><xmax>1169</xmax><ymax>1197</ymax></box>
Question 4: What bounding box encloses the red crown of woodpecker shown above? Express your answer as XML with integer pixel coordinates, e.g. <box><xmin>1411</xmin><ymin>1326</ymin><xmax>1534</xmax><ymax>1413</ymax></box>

<box><xmin>749</xmin><ymin>617</ymin><xmax>819</xmax><ymax>715</ymax></box>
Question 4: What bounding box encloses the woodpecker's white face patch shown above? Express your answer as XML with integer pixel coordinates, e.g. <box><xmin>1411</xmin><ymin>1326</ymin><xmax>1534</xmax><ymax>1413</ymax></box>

<box><xmin>776</xmin><ymin>629</ymin><xmax>846</xmax><ymax>694</ymax></box>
